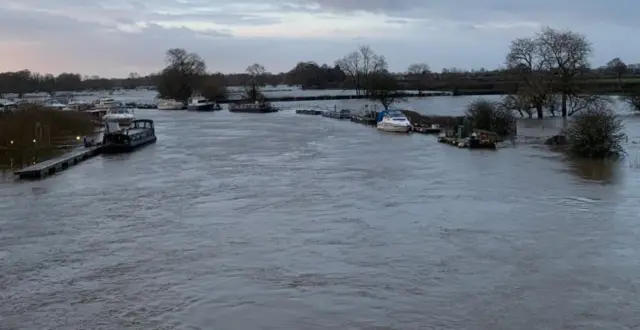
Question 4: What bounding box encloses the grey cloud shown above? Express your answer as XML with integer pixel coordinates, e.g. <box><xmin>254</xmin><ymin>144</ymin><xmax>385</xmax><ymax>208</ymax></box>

<box><xmin>291</xmin><ymin>0</ymin><xmax>640</xmax><ymax>28</ymax></box>
<box><xmin>1</xmin><ymin>0</ymin><xmax>640</xmax><ymax>77</ymax></box>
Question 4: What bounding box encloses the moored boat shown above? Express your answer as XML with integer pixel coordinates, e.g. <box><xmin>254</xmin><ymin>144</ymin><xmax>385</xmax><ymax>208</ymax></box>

<box><xmin>413</xmin><ymin>124</ymin><xmax>442</xmax><ymax>134</ymax></box>
<box><xmin>322</xmin><ymin>109</ymin><xmax>351</xmax><ymax>119</ymax></box>
<box><xmin>42</xmin><ymin>99</ymin><xmax>65</xmax><ymax>110</ymax></box>
<box><xmin>376</xmin><ymin>109</ymin><xmax>412</xmax><ymax>133</ymax></box>
<box><xmin>229</xmin><ymin>101</ymin><xmax>278</xmax><ymax>113</ymax></box>
<box><xmin>102</xmin><ymin>119</ymin><xmax>157</xmax><ymax>153</ymax></box>
<box><xmin>62</xmin><ymin>100</ymin><xmax>91</xmax><ymax>111</ymax></box>
<box><xmin>187</xmin><ymin>97</ymin><xmax>222</xmax><ymax>111</ymax></box>
<box><xmin>93</xmin><ymin>97</ymin><xmax>119</xmax><ymax>110</ymax></box>
<box><xmin>296</xmin><ymin>109</ymin><xmax>324</xmax><ymax>115</ymax></box>
<box><xmin>157</xmin><ymin>99</ymin><xmax>185</xmax><ymax>110</ymax></box>
<box><xmin>103</xmin><ymin>107</ymin><xmax>135</xmax><ymax>127</ymax></box>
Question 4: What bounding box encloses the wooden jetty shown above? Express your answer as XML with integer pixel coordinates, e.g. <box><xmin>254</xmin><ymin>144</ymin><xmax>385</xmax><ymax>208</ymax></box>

<box><xmin>14</xmin><ymin>146</ymin><xmax>102</xmax><ymax>179</ymax></box>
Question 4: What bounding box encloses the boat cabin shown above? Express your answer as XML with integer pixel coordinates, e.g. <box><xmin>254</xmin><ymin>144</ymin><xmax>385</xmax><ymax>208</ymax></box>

<box><xmin>108</xmin><ymin>107</ymin><xmax>132</xmax><ymax>114</ymax></box>
<box><xmin>131</xmin><ymin>119</ymin><xmax>154</xmax><ymax>130</ymax></box>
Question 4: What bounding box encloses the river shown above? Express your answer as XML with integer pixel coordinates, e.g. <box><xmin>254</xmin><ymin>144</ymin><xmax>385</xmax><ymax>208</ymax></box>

<box><xmin>2</xmin><ymin>95</ymin><xmax>640</xmax><ymax>329</ymax></box>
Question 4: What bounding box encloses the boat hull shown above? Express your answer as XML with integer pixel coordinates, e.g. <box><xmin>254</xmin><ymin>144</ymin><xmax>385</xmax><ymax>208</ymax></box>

<box><xmin>157</xmin><ymin>105</ymin><xmax>184</xmax><ymax>110</ymax></box>
<box><xmin>104</xmin><ymin>117</ymin><xmax>135</xmax><ymax>127</ymax></box>
<box><xmin>377</xmin><ymin>123</ymin><xmax>412</xmax><ymax>133</ymax></box>
<box><xmin>101</xmin><ymin>136</ymin><xmax>156</xmax><ymax>154</ymax></box>
<box><xmin>229</xmin><ymin>107</ymin><xmax>278</xmax><ymax>113</ymax></box>
<box><xmin>187</xmin><ymin>104</ymin><xmax>221</xmax><ymax>111</ymax></box>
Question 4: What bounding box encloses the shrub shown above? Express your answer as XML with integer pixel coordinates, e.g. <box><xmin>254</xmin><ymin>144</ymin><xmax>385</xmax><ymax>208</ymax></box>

<box><xmin>465</xmin><ymin>99</ymin><xmax>517</xmax><ymax>136</ymax></box>
<box><xmin>565</xmin><ymin>103</ymin><xmax>626</xmax><ymax>159</ymax></box>
<box><xmin>620</xmin><ymin>90</ymin><xmax>640</xmax><ymax>112</ymax></box>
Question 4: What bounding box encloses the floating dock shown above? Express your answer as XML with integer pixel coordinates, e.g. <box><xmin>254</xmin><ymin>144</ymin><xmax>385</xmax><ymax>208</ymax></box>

<box><xmin>14</xmin><ymin>146</ymin><xmax>102</xmax><ymax>179</ymax></box>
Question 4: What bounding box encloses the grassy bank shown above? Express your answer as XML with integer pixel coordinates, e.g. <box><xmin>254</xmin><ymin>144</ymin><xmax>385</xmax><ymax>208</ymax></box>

<box><xmin>0</xmin><ymin>106</ymin><xmax>95</xmax><ymax>170</ymax></box>
<box><xmin>0</xmin><ymin>106</ymin><xmax>95</xmax><ymax>147</ymax></box>
<box><xmin>430</xmin><ymin>79</ymin><xmax>640</xmax><ymax>96</ymax></box>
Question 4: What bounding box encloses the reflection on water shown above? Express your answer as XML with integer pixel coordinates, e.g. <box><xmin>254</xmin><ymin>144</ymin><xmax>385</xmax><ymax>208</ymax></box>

<box><xmin>0</xmin><ymin>149</ymin><xmax>63</xmax><ymax>172</ymax></box>
<box><xmin>564</xmin><ymin>157</ymin><xmax>622</xmax><ymax>183</ymax></box>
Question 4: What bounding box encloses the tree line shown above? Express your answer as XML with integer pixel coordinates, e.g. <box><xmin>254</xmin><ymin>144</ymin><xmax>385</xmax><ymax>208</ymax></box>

<box><xmin>4</xmin><ymin>29</ymin><xmax>640</xmax><ymax>101</ymax></box>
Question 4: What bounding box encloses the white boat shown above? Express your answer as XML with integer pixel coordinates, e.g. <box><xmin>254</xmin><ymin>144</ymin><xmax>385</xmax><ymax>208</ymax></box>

<box><xmin>62</xmin><ymin>100</ymin><xmax>90</xmax><ymax>111</ymax></box>
<box><xmin>94</xmin><ymin>97</ymin><xmax>119</xmax><ymax>110</ymax></box>
<box><xmin>0</xmin><ymin>99</ymin><xmax>16</xmax><ymax>112</ymax></box>
<box><xmin>42</xmin><ymin>99</ymin><xmax>66</xmax><ymax>110</ymax></box>
<box><xmin>103</xmin><ymin>107</ymin><xmax>135</xmax><ymax>127</ymax></box>
<box><xmin>187</xmin><ymin>97</ymin><xmax>222</xmax><ymax>111</ymax></box>
<box><xmin>376</xmin><ymin>109</ymin><xmax>412</xmax><ymax>133</ymax></box>
<box><xmin>157</xmin><ymin>99</ymin><xmax>185</xmax><ymax>110</ymax></box>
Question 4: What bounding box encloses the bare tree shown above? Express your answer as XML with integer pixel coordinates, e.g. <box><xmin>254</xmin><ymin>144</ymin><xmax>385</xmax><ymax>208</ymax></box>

<box><xmin>500</xmin><ymin>92</ymin><xmax>535</xmax><ymax>118</ymax></box>
<box><xmin>157</xmin><ymin>48</ymin><xmax>206</xmax><ymax>102</ymax></box>
<box><xmin>549</xmin><ymin>94</ymin><xmax>613</xmax><ymax>117</ymax></box>
<box><xmin>506</xmin><ymin>36</ymin><xmax>551</xmax><ymax>118</ymax></box>
<box><xmin>244</xmin><ymin>63</ymin><xmax>266</xmax><ymax>102</ymax></box>
<box><xmin>537</xmin><ymin>27</ymin><xmax>592</xmax><ymax>117</ymax></box>
<box><xmin>606</xmin><ymin>57</ymin><xmax>627</xmax><ymax>84</ymax></box>
<box><xmin>406</xmin><ymin>63</ymin><xmax>430</xmax><ymax>95</ymax></box>
<box><xmin>366</xmin><ymin>71</ymin><xmax>406</xmax><ymax>110</ymax></box>
<box><xmin>335</xmin><ymin>45</ymin><xmax>387</xmax><ymax>96</ymax></box>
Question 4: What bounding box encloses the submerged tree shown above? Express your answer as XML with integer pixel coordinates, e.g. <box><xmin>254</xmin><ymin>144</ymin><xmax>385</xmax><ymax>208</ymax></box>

<box><xmin>243</xmin><ymin>63</ymin><xmax>266</xmax><ymax>102</ymax></box>
<box><xmin>505</xmin><ymin>36</ymin><xmax>551</xmax><ymax>118</ymax></box>
<box><xmin>505</xmin><ymin>27</ymin><xmax>592</xmax><ymax>117</ymax></box>
<box><xmin>199</xmin><ymin>76</ymin><xmax>228</xmax><ymax>102</ymax></box>
<box><xmin>537</xmin><ymin>27</ymin><xmax>592</xmax><ymax>117</ymax></box>
<box><xmin>565</xmin><ymin>103</ymin><xmax>626</xmax><ymax>159</ymax></box>
<box><xmin>465</xmin><ymin>99</ymin><xmax>517</xmax><ymax>137</ymax></box>
<box><xmin>157</xmin><ymin>48</ymin><xmax>206</xmax><ymax>102</ymax></box>
<box><xmin>335</xmin><ymin>45</ymin><xmax>387</xmax><ymax>96</ymax></box>
<box><xmin>620</xmin><ymin>87</ymin><xmax>640</xmax><ymax>112</ymax></box>
<box><xmin>366</xmin><ymin>71</ymin><xmax>406</xmax><ymax>110</ymax></box>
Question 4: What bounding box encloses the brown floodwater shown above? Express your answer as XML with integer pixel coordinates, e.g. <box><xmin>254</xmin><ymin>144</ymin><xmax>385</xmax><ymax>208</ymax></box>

<box><xmin>1</xmin><ymin>99</ymin><xmax>640</xmax><ymax>329</ymax></box>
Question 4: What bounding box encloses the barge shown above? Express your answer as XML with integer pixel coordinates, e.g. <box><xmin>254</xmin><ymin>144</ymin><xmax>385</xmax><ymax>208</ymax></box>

<box><xmin>229</xmin><ymin>102</ymin><xmax>278</xmax><ymax>113</ymax></box>
<box><xmin>296</xmin><ymin>109</ymin><xmax>324</xmax><ymax>115</ymax></box>
<box><xmin>102</xmin><ymin>119</ymin><xmax>157</xmax><ymax>154</ymax></box>
<box><xmin>322</xmin><ymin>109</ymin><xmax>351</xmax><ymax>119</ymax></box>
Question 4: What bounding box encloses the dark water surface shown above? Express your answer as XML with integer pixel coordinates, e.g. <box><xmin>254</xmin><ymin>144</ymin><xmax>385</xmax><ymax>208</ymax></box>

<box><xmin>2</xmin><ymin>107</ymin><xmax>640</xmax><ymax>329</ymax></box>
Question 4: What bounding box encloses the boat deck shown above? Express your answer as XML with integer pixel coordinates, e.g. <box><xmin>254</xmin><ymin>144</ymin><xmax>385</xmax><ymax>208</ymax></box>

<box><xmin>14</xmin><ymin>146</ymin><xmax>102</xmax><ymax>179</ymax></box>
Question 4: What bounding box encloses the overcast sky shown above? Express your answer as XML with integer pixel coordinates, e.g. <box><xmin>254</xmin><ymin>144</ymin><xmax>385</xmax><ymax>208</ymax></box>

<box><xmin>0</xmin><ymin>0</ymin><xmax>638</xmax><ymax>77</ymax></box>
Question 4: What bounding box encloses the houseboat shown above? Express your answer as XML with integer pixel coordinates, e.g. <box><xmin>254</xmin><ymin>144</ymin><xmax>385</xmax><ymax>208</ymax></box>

<box><xmin>228</xmin><ymin>101</ymin><xmax>278</xmax><ymax>113</ymax></box>
<box><xmin>102</xmin><ymin>119</ymin><xmax>157</xmax><ymax>153</ymax></box>
<box><xmin>322</xmin><ymin>109</ymin><xmax>351</xmax><ymax>119</ymax></box>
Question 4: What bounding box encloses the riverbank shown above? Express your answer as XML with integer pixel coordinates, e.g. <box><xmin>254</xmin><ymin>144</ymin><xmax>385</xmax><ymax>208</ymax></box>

<box><xmin>220</xmin><ymin>91</ymin><xmax>450</xmax><ymax>104</ymax></box>
<box><xmin>0</xmin><ymin>106</ymin><xmax>96</xmax><ymax>170</ymax></box>
<box><xmin>427</xmin><ymin>79</ymin><xmax>640</xmax><ymax>96</ymax></box>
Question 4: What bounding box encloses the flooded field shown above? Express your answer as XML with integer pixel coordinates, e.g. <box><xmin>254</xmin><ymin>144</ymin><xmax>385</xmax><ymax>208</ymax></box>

<box><xmin>1</xmin><ymin>96</ymin><xmax>640</xmax><ymax>329</ymax></box>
